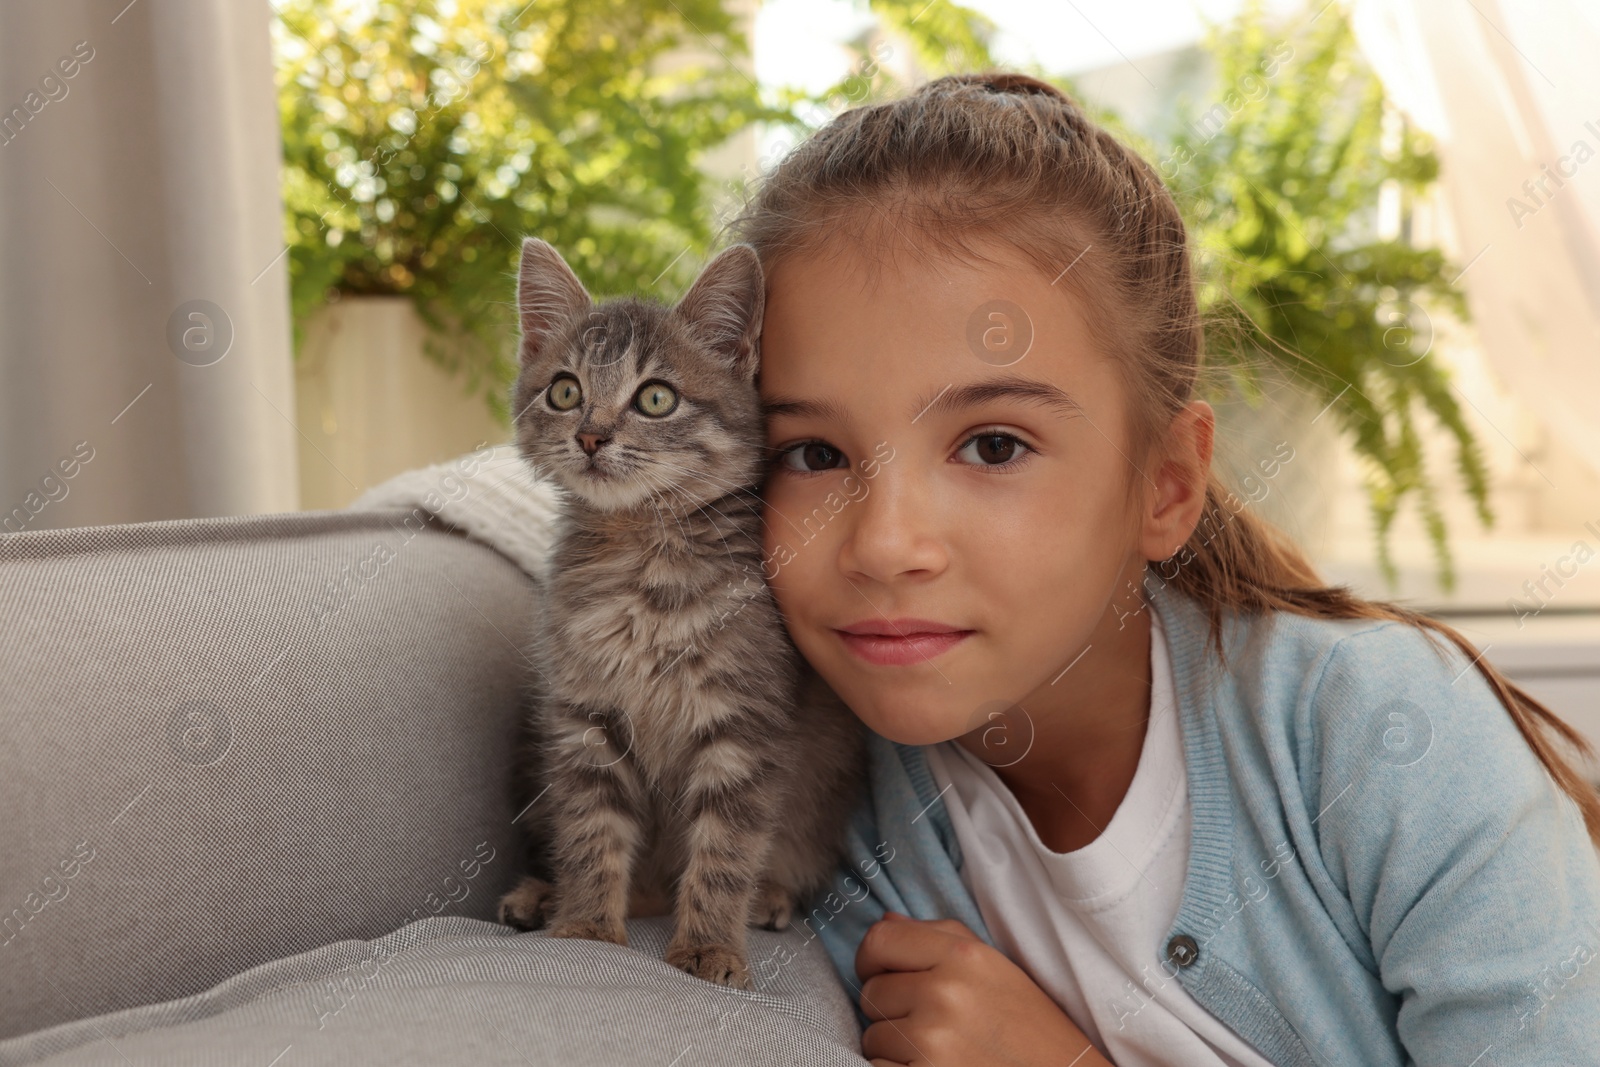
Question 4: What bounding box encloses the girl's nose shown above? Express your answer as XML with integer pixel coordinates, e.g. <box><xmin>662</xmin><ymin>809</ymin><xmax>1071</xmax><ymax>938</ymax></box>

<box><xmin>836</xmin><ymin>467</ymin><xmax>949</xmax><ymax>585</ymax></box>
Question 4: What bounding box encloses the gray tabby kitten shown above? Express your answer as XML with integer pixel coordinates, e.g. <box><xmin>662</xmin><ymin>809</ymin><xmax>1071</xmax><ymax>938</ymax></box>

<box><xmin>496</xmin><ymin>237</ymin><xmax>866</xmax><ymax>990</ymax></box>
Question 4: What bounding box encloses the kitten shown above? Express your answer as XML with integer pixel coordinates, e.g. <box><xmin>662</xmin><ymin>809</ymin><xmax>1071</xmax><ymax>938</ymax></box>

<box><xmin>496</xmin><ymin>238</ymin><xmax>867</xmax><ymax>990</ymax></box>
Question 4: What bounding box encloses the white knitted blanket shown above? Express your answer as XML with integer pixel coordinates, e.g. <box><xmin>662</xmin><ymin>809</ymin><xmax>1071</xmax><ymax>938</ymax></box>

<box><xmin>347</xmin><ymin>442</ymin><xmax>567</xmax><ymax>585</ymax></box>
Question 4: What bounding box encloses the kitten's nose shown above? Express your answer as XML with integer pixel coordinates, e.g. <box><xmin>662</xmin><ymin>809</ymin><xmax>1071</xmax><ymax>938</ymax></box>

<box><xmin>576</xmin><ymin>432</ymin><xmax>609</xmax><ymax>455</ymax></box>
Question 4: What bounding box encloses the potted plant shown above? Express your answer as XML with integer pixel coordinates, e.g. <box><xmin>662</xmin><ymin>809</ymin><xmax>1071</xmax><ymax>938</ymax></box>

<box><xmin>272</xmin><ymin>0</ymin><xmax>784</xmax><ymax>507</ymax></box>
<box><xmin>1129</xmin><ymin>1</ymin><xmax>1490</xmax><ymax>591</ymax></box>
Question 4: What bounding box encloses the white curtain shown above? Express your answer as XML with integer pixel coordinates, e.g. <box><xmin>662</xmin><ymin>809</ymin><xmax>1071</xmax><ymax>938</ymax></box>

<box><xmin>0</xmin><ymin>0</ymin><xmax>296</xmax><ymax>530</ymax></box>
<box><xmin>1350</xmin><ymin>0</ymin><xmax>1600</xmax><ymax>480</ymax></box>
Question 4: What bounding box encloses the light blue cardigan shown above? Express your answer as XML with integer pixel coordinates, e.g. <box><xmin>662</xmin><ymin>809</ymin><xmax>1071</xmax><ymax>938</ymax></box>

<box><xmin>800</xmin><ymin>580</ymin><xmax>1600</xmax><ymax>1065</ymax></box>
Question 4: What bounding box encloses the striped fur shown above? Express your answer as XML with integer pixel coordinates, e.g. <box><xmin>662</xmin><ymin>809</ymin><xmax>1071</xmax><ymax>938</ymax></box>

<box><xmin>497</xmin><ymin>240</ymin><xmax>867</xmax><ymax>989</ymax></box>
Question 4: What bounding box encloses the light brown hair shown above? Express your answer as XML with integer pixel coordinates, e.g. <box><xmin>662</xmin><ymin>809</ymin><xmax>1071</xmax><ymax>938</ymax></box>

<box><xmin>730</xmin><ymin>70</ymin><xmax>1600</xmax><ymax>844</ymax></box>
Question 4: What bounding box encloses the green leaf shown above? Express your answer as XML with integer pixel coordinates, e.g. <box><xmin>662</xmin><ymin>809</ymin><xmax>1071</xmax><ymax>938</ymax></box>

<box><xmin>1164</xmin><ymin>0</ymin><xmax>1491</xmax><ymax>590</ymax></box>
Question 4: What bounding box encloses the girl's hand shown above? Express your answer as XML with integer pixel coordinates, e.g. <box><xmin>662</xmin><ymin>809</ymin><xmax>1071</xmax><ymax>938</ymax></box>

<box><xmin>854</xmin><ymin>912</ymin><xmax>1115</xmax><ymax>1067</ymax></box>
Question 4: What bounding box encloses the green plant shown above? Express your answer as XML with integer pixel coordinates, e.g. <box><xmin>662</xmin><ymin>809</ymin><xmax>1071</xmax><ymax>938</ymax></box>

<box><xmin>274</xmin><ymin>0</ymin><xmax>789</xmax><ymax>425</ymax></box>
<box><xmin>276</xmin><ymin>0</ymin><xmax>1487</xmax><ymax>590</ymax></box>
<box><xmin>1162</xmin><ymin>0</ymin><xmax>1491</xmax><ymax>590</ymax></box>
<box><xmin>273</xmin><ymin>0</ymin><xmax>998</xmax><ymax>429</ymax></box>
<box><xmin>714</xmin><ymin>3</ymin><xmax>1017</xmax><ymax>263</ymax></box>
<box><xmin>862</xmin><ymin>0</ymin><xmax>995</xmax><ymax>74</ymax></box>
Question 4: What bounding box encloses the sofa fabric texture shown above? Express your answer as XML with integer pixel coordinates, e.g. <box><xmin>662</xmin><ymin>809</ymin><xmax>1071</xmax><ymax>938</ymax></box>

<box><xmin>0</xmin><ymin>508</ymin><xmax>552</xmax><ymax>1036</ymax></box>
<box><xmin>0</xmin><ymin>507</ymin><xmax>865</xmax><ymax>1062</ymax></box>
<box><xmin>0</xmin><ymin>914</ymin><xmax>864</xmax><ymax>1066</ymax></box>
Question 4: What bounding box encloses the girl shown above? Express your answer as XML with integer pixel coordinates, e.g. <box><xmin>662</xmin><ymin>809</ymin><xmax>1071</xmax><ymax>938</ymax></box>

<box><xmin>731</xmin><ymin>72</ymin><xmax>1600</xmax><ymax>1066</ymax></box>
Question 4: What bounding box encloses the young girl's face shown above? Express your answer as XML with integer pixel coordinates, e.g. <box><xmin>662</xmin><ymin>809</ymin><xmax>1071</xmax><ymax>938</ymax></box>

<box><xmin>758</xmin><ymin>236</ymin><xmax>1169</xmax><ymax>747</ymax></box>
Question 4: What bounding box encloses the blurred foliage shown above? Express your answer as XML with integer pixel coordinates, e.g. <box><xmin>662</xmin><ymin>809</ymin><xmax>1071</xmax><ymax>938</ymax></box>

<box><xmin>274</xmin><ymin>0</ymin><xmax>793</xmax><ymax>424</ymax></box>
<box><xmin>865</xmin><ymin>0</ymin><xmax>995</xmax><ymax>73</ymax></box>
<box><xmin>273</xmin><ymin>0</ymin><xmax>994</xmax><ymax>427</ymax></box>
<box><xmin>274</xmin><ymin>0</ymin><xmax>1485</xmax><ymax>588</ymax></box>
<box><xmin>1162</xmin><ymin>0</ymin><xmax>1490</xmax><ymax>590</ymax></box>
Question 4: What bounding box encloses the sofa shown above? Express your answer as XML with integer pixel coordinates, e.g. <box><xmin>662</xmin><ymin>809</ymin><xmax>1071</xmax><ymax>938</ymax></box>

<box><xmin>0</xmin><ymin>504</ymin><xmax>867</xmax><ymax>1065</ymax></box>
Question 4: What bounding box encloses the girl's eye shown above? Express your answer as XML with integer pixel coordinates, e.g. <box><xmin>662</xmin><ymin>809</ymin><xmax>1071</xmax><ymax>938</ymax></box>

<box><xmin>547</xmin><ymin>374</ymin><xmax>582</xmax><ymax>411</ymax></box>
<box><xmin>775</xmin><ymin>441</ymin><xmax>846</xmax><ymax>475</ymax></box>
<box><xmin>772</xmin><ymin>431</ymin><xmax>1035</xmax><ymax>477</ymax></box>
<box><xmin>955</xmin><ymin>430</ymin><xmax>1034</xmax><ymax>471</ymax></box>
<box><xmin>634</xmin><ymin>381</ymin><xmax>678</xmax><ymax>417</ymax></box>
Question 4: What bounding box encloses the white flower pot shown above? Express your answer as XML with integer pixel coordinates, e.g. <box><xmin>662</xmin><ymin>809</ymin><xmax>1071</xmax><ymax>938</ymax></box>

<box><xmin>293</xmin><ymin>295</ymin><xmax>508</xmax><ymax>510</ymax></box>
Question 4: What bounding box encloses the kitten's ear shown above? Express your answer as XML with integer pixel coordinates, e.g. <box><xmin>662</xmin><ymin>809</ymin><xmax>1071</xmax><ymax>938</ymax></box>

<box><xmin>518</xmin><ymin>238</ymin><xmax>591</xmax><ymax>365</ymax></box>
<box><xmin>670</xmin><ymin>244</ymin><xmax>765</xmax><ymax>381</ymax></box>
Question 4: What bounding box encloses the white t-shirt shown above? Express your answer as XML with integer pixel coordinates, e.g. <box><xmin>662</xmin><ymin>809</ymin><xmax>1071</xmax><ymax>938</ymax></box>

<box><xmin>924</xmin><ymin>610</ymin><xmax>1275</xmax><ymax>1067</ymax></box>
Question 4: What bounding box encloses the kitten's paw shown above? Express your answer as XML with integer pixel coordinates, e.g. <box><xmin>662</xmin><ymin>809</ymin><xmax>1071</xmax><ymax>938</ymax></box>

<box><xmin>665</xmin><ymin>941</ymin><xmax>752</xmax><ymax>990</ymax></box>
<box><xmin>546</xmin><ymin>916</ymin><xmax>629</xmax><ymax>947</ymax></box>
<box><xmin>750</xmin><ymin>881</ymin><xmax>793</xmax><ymax>931</ymax></box>
<box><xmin>497</xmin><ymin>875</ymin><xmax>557</xmax><ymax>931</ymax></box>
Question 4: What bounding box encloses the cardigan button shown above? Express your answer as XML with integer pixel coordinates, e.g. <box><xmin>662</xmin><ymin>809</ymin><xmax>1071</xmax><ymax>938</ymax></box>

<box><xmin>1166</xmin><ymin>934</ymin><xmax>1199</xmax><ymax>968</ymax></box>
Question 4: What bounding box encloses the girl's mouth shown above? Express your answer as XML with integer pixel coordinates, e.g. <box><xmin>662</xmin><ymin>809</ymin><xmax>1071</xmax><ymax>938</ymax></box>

<box><xmin>834</xmin><ymin>628</ymin><xmax>974</xmax><ymax>666</ymax></box>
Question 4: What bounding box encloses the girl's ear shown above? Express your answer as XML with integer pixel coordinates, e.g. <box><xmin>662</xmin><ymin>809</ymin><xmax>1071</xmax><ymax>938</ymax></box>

<box><xmin>1142</xmin><ymin>400</ymin><xmax>1215</xmax><ymax>561</ymax></box>
<box><xmin>670</xmin><ymin>244</ymin><xmax>765</xmax><ymax>382</ymax></box>
<box><xmin>518</xmin><ymin>237</ymin><xmax>591</xmax><ymax>366</ymax></box>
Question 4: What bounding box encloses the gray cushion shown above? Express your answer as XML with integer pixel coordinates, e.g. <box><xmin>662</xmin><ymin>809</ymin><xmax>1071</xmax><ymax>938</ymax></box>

<box><xmin>0</xmin><ymin>915</ymin><xmax>866</xmax><ymax>1066</ymax></box>
<box><xmin>0</xmin><ymin>510</ymin><xmax>544</xmax><ymax>1036</ymax></box>
<box><xmin>0</xmin><ymin>508</ymin><xmax>865</xmax><ymax>1062</ymax></box>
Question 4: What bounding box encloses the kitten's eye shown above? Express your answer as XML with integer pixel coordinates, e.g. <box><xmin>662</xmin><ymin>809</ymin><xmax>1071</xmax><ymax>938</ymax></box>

<box><xmin>776</xmin><ymin>441</ymin><xmax>846</xmax><ymax>474</ymax></box>
<box><xmin>547</xmin><ymin>375</ymin><xmax>582</xmax><ymax>411</ymax></box>
<box><xmin>634</xmin><ymin>381</ymin><xmax>678</xmax><ymax>417</ymax></box>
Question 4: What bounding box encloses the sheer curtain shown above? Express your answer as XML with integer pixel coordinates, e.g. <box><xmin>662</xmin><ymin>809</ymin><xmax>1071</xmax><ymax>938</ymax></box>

<box><xmin>1351</xmin><ymin>0</ymin><xmax>1600</xmax><ymax>481</ymax></box>
<box><xmin>0</xmin><ymin>0</ymin><xmax>296</xmax><ymax>530</ymax></box>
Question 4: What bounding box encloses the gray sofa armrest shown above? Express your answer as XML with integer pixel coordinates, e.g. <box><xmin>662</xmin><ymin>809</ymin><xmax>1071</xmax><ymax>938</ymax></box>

<box><xmin>0</xmin><ymin>510</ymin><xmax>542</xmax><ymax>1040</ymax></box>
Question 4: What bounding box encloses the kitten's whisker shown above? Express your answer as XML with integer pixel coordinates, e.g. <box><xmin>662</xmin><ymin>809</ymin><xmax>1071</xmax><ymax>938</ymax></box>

<box><xmin>642</xmin><ymin>462</ymin><xmax>752</xmax><ymax>568</ymax></box>
<box><xmin>633</xmin><ymin>467</ymin><xmax>704</xmax><ymax>550</ymax></box>
<box><xmin>641</xmin><ymin>471</ymin><xmax>697</xmax><ymax>552</ymax></box>
<box><xmin>644</xmin><ymin>455</ymin><xmax>771</xmax><ymax>508</ymax></box>
<box><xmin>639</xmin><ymin>493</ymin><xmax>673</xmax><ymax>556</ymax></box>
<box><xmin>651</xmin><ymin>476</ymin><xmax>739</xmax><ymax>569</ymax></box>
<box><xmin>641</xmin><ymin>457</ymin><xmax>752</xmax><ymax>516</ymax></box>
<box><xmin>603</xmin><ymin>447</ymin><xmax>785</xmax><ymax>548</ymax></box>
<box><xmin>645</xmin><ymin>458</ymin><xmax>769</xmax><ymax>530</ymax></box>
<box><xmin>646</xmin><ymin>455</ymin><xmax>815</xmax><ymax>542</ymax></box>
